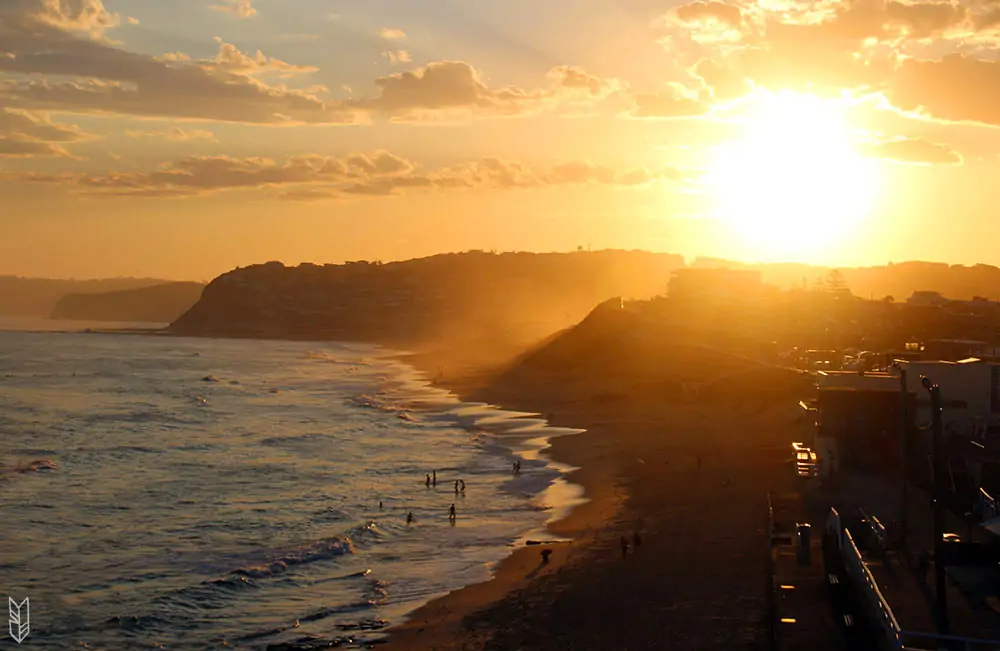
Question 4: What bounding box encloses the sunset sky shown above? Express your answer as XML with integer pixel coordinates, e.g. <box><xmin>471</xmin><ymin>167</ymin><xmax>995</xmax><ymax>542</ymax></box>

<box><xmin>2</xmin><ymin>0</ymin><xmax>1000</xmax><ymax>280</ymax></box>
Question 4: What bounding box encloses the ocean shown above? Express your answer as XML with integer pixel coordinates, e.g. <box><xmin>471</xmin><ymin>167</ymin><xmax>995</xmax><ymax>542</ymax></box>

<box><xmin>0</xmin><ymin>323</ymin><xmax>584</xmax><ymax>649</ymax></box>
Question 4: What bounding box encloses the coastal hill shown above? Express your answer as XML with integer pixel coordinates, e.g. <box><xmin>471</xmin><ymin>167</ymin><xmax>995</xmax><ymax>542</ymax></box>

<box><xmin>694</xmin><ymin>258</ymin><xmax>1000</xmax><ymax>301</ymax></box>
<box><xmin>51</xmin><ymin>282</ymin><xmax>205</xmax><ymax>323</ymax></box>
<box><xmin>0</xmin><ymin>277</ymin><xmax>176</xmax><ymax>317</ymax></box>
<box><xmin>169</xmin><ymin>251</ymin><xmax>687</xmax><ymax>345</ymax></box>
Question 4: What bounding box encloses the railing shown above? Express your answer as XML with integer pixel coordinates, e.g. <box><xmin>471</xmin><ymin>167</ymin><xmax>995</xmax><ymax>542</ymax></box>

<box><xmin>859</xmin><ymin>507</ymin><xmax>888</xmax><ymax>552</ymax></box>
<box><xmin>976</xmin><ymin>487</ymin><xmax>998</xmax><ymax>523</ymax></box>
<box><xmin>841</xmin><ymin>528</ymin><xmax>904</xmax><ymax>651</ymax></box>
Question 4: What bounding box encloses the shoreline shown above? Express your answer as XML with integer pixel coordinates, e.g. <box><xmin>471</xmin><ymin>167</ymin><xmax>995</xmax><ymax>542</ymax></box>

<box><xmin>48</xmin><ymin>327</ymin><xmax>806</xmax><ymax>648</ymax></box>
<box><xmin>379</xmin><ymin>349</ymin><xmax>624</xmax><ymax>650</ymax></box>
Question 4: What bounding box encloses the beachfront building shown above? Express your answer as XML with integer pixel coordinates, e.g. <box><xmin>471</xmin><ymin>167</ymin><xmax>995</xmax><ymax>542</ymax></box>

<box><xmin>801</xmin><ymin>360</ymin><xmax>1000</xmax><ymax>493</ymax></box>
<box><xmin>801</xmin><ymin>370</ymin><xmax>908</xmax><ymax>478</ymax></box>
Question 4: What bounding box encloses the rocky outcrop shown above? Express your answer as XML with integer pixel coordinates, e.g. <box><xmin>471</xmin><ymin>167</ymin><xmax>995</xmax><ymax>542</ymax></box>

<box><xmin>169</xmin><ymin>251</ymin><xmax>687</xmax><ymax>345</ymax></box>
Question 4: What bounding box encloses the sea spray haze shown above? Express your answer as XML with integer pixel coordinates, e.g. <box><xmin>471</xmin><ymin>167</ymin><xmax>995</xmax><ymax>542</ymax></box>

<box><xmin>0</xmin><ymin>330</ymin><xmax>582</xmax><ymax>649</ymax></box>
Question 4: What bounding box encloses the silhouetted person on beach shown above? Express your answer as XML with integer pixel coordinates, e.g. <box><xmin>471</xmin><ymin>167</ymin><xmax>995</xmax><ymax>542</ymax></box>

<box><xmin>460</xmin><ymin>479</ymin><xmax>466</xmax><ymax>493</ymax></box>
<box><xmin>379</xmin><ymin>501</ymin><xmax>383</xmax><ymax>510</ymax></box>
<box><xmin>541</xmin><ymin>549</ymin><xmax>552</xmax><ymax>564</ymax></box>
<box><xmin>620</xmin><ymin>535</ymin><xmax>629</xmax><ymax>560</ymax></box>
<box><xmin>406</xmin><ymin>512</ymin><xmax>414</xmax><ymax>524</ymax></box>
<box><xmin>425</xmin><ymin>474</ymin><xmax>431</xmax><ymax>487</ymax></box>
<box><xmin>454</xmin><ymin>479</ymin><xmax>460</xmax><ymax>494</ymax></box>
<box><xmin>449</xmin><ymin>504</ymin><xmax>456</xmax><ymax>521</ymax></box>
<box><xmin>432</xmin><ymin>470</ymin><xmax>437</xmax><ymax>486</ymax></box>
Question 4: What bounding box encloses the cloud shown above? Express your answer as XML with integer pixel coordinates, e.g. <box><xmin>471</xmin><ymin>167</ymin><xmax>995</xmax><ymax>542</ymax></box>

<box><xmin>660</xmin><ymin>0</ymin><xmax>1000</xmax><ymax>125</ymax></box>
<box><xmin>0</xmin><ymin>108</ymin><xmax>94</xmax><ymax>157</ymax></box>
<box><xmin>379</xmin><ymin>28</ymin><xmax>407</xmax><ymax>40</ymax></box>
<box><xmin>7</xmin><ymin>0</ymin><xmax>121</xmax><ymax>38</ymax></box>
<box><xmin>629</xmin><ymin>85</ymin><xmax>708</xmax><ymax>118</ymax></box>
<box><xmin>10</xmin><ymin>151</ymin><xmax>687</xmax><ymax>198</ymax></box>
<box><xmin>887</xmin><ymin>54</ymin><xmax>1000</xmax><ymax>126</ymax></box>
<box><xmin>205</xmin><ymin>41</ymin><xmax>319</xmax><ymax>76</ymax></box>
<box><xmin>0</xmin><ymin>5</ymin><xmax>619</xmax><ymax>126</ymax></box>
<box><xmin>547</xmin><ymin>65</ymin><xmax>624</xmax><ymax>97</ymax></box>
<box><xmin>125</xmin><ymin>127</ymin><xmax>217</xmax><ymax>142</ymax></box>
<box><xmin>0</xmin><ymin>5</ymin><xmax>354</xmax><ymax>124</ymax></box>
<box><xmin>382</xmin><ymin>50</ymin><xmax>412</xmax><ymax>65</ymax></box>
<box><xmin>860</xmin><ymin>136</ymin><xmax>962</xmax><ymax>164</ymax></box>
<box><xmin>209</xmin><ymin>0</ymin><xmax>256</xmax><ymax>18</ymax></box>
<box><xmin>0</xmin><ymin>4</ymin><xmax>647</xmax><ymax>126</ymax></box>
<box><xmin>126</xmin><ymin>16</ymin><xmax>139</xmax><ymax>25</ymax></box>
<box><xmin>357</xmin><ymin>61</ymin><xmax>550</xmax><ymax>117</ymax></box>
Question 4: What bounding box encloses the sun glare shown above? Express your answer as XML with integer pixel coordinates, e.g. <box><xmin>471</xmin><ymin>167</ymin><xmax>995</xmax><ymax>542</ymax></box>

<box><xmin>704</xmin><ymin>91</ymin><xmax>880</xmax><ymax>262</ymax></box>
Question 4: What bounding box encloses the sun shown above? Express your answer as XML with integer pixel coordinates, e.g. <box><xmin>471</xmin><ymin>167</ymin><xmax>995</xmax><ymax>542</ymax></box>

<box><xmin>703</xmin><ymin>91</ymin><xmax>881</xmax><ymax>262</ymax></box>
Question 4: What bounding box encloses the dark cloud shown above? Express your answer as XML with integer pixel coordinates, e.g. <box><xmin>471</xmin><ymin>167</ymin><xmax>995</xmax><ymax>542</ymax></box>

<box><xmin>860</xmin><ymin>137</ymin><xmax>962</xmax><ymax>164</ymax></box>
<box><xmin>9</xmin><ymin>152</ymin><xmax>687</xmax><ymax>198</ymax></box>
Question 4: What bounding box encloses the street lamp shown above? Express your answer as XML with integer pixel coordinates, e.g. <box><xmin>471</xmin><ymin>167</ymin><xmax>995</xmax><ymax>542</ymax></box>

<box><xmin>920</xmin><ymin>375</ymin><xmax>950</xmax><ymax>635</ymax></box>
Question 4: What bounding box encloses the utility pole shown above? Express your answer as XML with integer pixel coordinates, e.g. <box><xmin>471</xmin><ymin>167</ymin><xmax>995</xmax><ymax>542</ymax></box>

<box><xmin>922</xmin><ymin>376</ymin><xmax>950</xmax><ymax>635</ymax></box>
<box><xmin>898</xmin><ymin>363</ymin><xmax>908</xmax><ymax>550</ymax></box>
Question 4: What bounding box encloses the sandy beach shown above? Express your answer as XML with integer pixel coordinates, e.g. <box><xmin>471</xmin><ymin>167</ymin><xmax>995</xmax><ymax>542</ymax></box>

<box><xmin>383</xmin><ymin>338</ymin><xmax>813</xmax><ymax>650</ymax></box>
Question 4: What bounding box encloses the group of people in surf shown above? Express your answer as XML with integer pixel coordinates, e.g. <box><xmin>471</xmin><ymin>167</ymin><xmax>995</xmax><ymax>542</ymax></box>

<box><xmin>402</xmin><ymin>458</ymin><xmax>524</xmax><ymax>526</ymax></box>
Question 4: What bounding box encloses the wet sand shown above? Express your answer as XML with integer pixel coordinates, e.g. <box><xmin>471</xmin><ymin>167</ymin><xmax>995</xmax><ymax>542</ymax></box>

<box><xmin>383</xmin><ymin>343</ymin><xmax>813</xmax><ymax>650</ymax></box>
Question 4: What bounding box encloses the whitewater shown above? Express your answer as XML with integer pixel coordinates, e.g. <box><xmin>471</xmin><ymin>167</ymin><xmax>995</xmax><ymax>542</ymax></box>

<box><xmin>0</xmin><ymin>325</ymin><xmax>584</xmax><ymax>649</ymax></box>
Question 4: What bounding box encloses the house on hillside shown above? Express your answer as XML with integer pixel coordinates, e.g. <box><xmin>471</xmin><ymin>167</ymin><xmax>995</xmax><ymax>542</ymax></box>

<box><xmin>908</xmin><ymin>290</ymin><xmax>949</xmax><ymax>307</ymax></box>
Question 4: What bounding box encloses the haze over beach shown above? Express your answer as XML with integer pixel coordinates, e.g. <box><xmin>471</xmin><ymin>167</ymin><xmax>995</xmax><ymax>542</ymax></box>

<box><xmin>9</xmin><ymin>0</ymin><xmax>1000</xmax><ymax>650</ymax></box>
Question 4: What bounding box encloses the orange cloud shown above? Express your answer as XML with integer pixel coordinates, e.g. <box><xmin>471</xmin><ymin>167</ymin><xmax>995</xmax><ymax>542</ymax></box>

<box><xmin>209</xmin><ymin>0</ymin><xmax>256</xmax><ymax>18</ymax></box>
<box><xmin>379</xmin><ymin>28</ymin><xmax>407</xmax><ymax>40</ymax></box>
<box><xmin>0</xmin><ymin>108</ymin><xmax>94</xmax><ymax>157</ymax></box>
<box><xmin>11</xmin><ymin>152</ymin><xmax>688</xmax><ymax>199</ymax></box>
<box><xmin>125</xmin><ymin>127</ymin><xmax>217</xmax><ymax>142</ymax></box>
<box><xmin>382</xmin><ymin>50</ymin><xmax>412</xmax><ymax>65</ymax></box>
<box><xmin>860</xmin><ymin>137</ymin><xmax>962</xmax><ymax>164</ymax></box>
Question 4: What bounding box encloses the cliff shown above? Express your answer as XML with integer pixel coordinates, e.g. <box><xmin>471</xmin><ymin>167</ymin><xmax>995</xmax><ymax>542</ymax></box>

<box><xmin>0</xmin><ymin>277</ymin><xmax>174</xmax><ymax>317</ymax></box>
<box><xmin>169</xmin><ymin>251</ymin><xmax>687</xmax><ymax>346</ymax></box>
<box><xmin>51</xmin><ymin>282</ymin><xmax>205</xmax><ymax>323</ymax></box>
